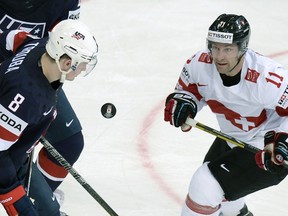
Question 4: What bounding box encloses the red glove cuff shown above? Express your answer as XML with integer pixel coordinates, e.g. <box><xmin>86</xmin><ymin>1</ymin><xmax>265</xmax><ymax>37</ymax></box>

<box><xmin>0</xmin><ymin>185</ymin><xmax>26</xmax><ymax>215</ymax></box>
<box><xmin>255</xmin><ymin>150</ymin><xmax>267</xmax><ymax>170</ymax></box>
<box><xmin>164</xmin><ymin>99</ymin><xmax>176</xmax><ymax>125</ymax></box>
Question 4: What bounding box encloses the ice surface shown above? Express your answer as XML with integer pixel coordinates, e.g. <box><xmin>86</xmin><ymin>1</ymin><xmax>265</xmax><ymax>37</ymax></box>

<box><xmin>1</xmin><ymin>0</ymin><xmax>288</xmax><ymax>215</ymax></box>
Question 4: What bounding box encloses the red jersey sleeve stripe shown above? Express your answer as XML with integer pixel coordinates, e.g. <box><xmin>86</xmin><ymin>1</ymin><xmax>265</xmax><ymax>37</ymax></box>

<box><xmin>178</xmin><ymin>78</ymin><xmax>203</xmax><ymax>101</ymax></box>
<box><xmin>12</xmin><ymin>31</ymin><xmax>30</xmax><ymax>53</ymax></box>
<box><xmin>0</xmin><ymin>125</ymin><xmax>19</xmax><ymax>142</ymax></box>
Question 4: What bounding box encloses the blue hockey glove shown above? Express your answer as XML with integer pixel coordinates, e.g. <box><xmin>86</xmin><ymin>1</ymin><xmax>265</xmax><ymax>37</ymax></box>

<box><xmin>0</xmin><ymin>185</ymin><xmax>38</xmax><ymax>216</ymax></box>
<box><xmin>164</xmin><ymin>92</ymin><xmax>197</xmax><ymax>132</ymax></box>
<box><xmin>255</xmin><ymin>131</ymin><xmax>288</xmax><ymax>172</ymax></box>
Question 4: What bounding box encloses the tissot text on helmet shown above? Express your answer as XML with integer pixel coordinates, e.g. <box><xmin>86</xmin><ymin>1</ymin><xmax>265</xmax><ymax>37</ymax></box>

<box><xmin>207</xmin><ymin>14</ymin><xmax>250</xmax><ymax>56</ymax></box>
<box><xmin>207</xmin><ymin>31</ymin><xmax>233</xmax><ymax>44</ymax></box>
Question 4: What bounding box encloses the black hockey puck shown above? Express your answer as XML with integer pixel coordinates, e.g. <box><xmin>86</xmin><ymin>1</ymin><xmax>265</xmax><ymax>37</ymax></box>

<box><xmin>101</xmin><ymin>103</ymin><xmax>116</xmax><ymax>119</ymax></box>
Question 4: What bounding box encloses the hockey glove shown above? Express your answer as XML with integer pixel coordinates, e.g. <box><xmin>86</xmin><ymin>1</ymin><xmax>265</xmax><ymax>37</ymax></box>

<box><xmin>0</xmin><ymin>185</ymin><xmax>38</xmax><ymax>216</ymax></box>
<box><xmin>164</xmin><ymin>92</ymin><xmax>197</xmax><ymax>132</ymax></box>
<box><xmin>255</xmin><ymin>131</ymin><xmax>288</xmax><ymax>172</ymax></box>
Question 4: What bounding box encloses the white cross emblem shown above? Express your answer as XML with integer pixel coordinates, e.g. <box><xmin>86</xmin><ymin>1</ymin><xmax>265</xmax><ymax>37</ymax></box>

<box><xmin>235</xmin><ymin>117</ymin><xmax>255</xmax><ymax>131</ymax></box>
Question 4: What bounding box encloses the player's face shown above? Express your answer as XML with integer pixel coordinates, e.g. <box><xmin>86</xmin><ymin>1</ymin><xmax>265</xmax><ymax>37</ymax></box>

<box><xmin>66</xmin><ymin>62</ymin><xmax>88</xmax><ymax>81</ymax></box>
<box><xmin>211</xmin><ymin>43</ymin><xmax>240</xmax><ymax>76</ymax></box>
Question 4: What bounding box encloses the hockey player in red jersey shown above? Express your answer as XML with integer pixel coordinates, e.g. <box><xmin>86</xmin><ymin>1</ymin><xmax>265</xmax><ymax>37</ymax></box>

<box><xmin>0</xmin><ymin>19</ymin><xmax>98</xmax><ymax>216</ymax></box>
<box><xmin>164</xmin><ymin>14</ymin><xmax>288</xmax><ymax>216</ymax></box>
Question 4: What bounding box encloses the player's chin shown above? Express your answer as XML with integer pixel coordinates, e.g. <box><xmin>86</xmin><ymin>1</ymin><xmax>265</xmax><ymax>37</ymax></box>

<box><xmin>216</xmin><ymin>69</ymin><xmax>226</xmax><ymax>74</ymax></box>
<box><xmin>216</xmin><ymin>67</ymin><xmax>230</xmax><ymax>75</ymax></box>
<box><xmin>65</xmin><ymin>78</ymin><xmax>75</xmax><ymax>81</ymax></box>
<box><xmin>65</xmin><ymin>75</ymin><xmax>77</xmax><ymax>81</ymax></box>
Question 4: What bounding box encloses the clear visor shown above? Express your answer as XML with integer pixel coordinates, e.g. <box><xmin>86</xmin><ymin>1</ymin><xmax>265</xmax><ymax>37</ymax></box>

<box><xmin>72</xmin><ymin>55</ymin><xmax>98</xmax><ymax>77</ymax></box>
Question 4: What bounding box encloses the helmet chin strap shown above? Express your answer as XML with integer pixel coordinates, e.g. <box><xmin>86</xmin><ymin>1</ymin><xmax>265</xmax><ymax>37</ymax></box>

<box><xmin>227</xmin><ymin>52</ymin><xmax>245</xmax><ymax>74</ymax></box>
<box><xmin>56</xmin><ymin>59</ymin><xmax>69</xmax><ymax>83</ymax></box>
<box><xmin>60</xmin><ymin>73</ymin><xmax>67</xmax><ymax>83</ymax></box>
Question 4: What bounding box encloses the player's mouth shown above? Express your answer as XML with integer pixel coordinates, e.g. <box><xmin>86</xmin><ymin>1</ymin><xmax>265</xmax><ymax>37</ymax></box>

<box><xmin>215</xmin><ymin>62</ymin><xmax>229</xmax><ymax>73</ymax></box>
<box><xmin>216</xmin><ymin>62</ymin><xmax>227</xmax><ymax>67</ymax></box>
<box><xmin>216</xmin><ymin>62</ymin><xmax>228</xmax><ymax>69</ymax></box>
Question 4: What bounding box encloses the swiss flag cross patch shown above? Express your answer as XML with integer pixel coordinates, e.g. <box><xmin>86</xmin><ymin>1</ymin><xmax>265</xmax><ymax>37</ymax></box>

<box><xmin>245</xmin><ymin>68</ymin><xmax>260</xmax><ymax>83</ymax></box>
<box><xmin>198</xmin><ymin>53</ymin><xmax>213</xmax><ymax>64</ymax></box>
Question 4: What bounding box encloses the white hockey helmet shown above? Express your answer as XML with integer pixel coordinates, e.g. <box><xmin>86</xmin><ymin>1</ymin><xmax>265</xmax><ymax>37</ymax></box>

<box><xmin>46</xmin><ymin>19</ymin><xmax>98</xmax><ymax>82</ymax></box>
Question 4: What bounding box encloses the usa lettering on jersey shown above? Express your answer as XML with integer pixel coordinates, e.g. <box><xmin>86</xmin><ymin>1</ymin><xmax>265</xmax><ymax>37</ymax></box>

<box><xmin>0</xmin><ymin>15</ymin><xmax>45</xmax><ymax>38</ymax></box>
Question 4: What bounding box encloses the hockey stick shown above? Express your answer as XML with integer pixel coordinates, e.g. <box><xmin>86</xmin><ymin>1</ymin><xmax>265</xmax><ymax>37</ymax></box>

<box><xmin>40</xmin><ymin>137</ymin><xmax>119</xmax><ymax>216</ymax></box>
<box><xmin>24</xmin><ymin>148</ymin><xmax>35</xmax><ymax>196</ymax></box>
<box><xmin>185</xmin><ymin>117</ymin><xmax>288</xmax><ymax>169</ymax></box>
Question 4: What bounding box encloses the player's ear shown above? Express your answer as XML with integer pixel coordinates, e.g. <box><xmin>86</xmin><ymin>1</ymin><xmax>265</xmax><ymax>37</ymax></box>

<box><xmin>59</xmin><ymin>56</ymin><xmax>72</xmax><ymax>72</ymax></box>
<box><xmin>63</xmin><ymin>58</ymin><xmax>72</xmax><ymax>71</ymax></box>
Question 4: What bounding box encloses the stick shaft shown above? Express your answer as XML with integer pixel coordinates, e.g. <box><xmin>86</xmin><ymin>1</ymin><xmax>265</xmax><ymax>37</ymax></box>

<box><xmin>25</xmin><ymin>148</ymin><xmax>35</xmax><ymax>195</ymax></box>
<box><xmin>40</xmin><ymin>137</ymin><xmax>119</xmax><ymax>216</ymax></box>
<box><xmin>185</xmin><ymin>117</ymin><xmax>259</xmax><ymax>153</ymax></box>
<box><xmin>185</xmin><ymin>117</ymin><xmax>288</xmax><ymax>169</ymax></box>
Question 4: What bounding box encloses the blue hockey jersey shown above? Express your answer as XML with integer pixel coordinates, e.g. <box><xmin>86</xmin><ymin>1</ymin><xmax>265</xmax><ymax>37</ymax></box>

<box><xmin>0</xmin><ymin>0</ymin><xmax>79</xmax><ymax>193</ymax></box>
<box><xmin>0</xmin><ymin>0</ymin><xmax>80</xmax><ymax>38</ymax></box>
<box><xmin>0</xmin><ymin>30</ymin><xmax>61</xmax><ymax>193</ymax></box>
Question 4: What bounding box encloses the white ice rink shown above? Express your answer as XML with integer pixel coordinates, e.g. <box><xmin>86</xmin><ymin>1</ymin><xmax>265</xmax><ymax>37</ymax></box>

<box><xmin>2</xmin><ymin>0</ymin><xmax>288</xmax><ymax>215</ymax></box>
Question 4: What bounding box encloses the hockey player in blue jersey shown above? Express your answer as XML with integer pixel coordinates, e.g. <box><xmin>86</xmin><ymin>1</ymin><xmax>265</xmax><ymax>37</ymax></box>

<box><xmin>0</xmin><ymin>19</ymin><xmax>98</xmax><ymax>216</ymax></box>
<box><xmin>0</xmin><ymin>0</ymin><xmax>86</xmax><ymax>197</ymax></box>
<box><xmin>0</xmin><ymin>1</ymin><xmax>91</xmax><ymax>214</ymax></box>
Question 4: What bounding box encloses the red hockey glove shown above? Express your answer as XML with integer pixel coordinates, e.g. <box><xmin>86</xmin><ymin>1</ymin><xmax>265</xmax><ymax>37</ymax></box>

<box><xmin>0</xmin><ymin>185</ymin><xmax>37</xmax><ymax>216</ymax></box>
<box><xmin>164</xmin><ymin>93</ymin><xmax>197</xmax><ymax>132</ymax></box>
<box><xmin>255</xmin><ymin>131</ymin><xmax>288</xmax><ymax>172</ymax></box>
